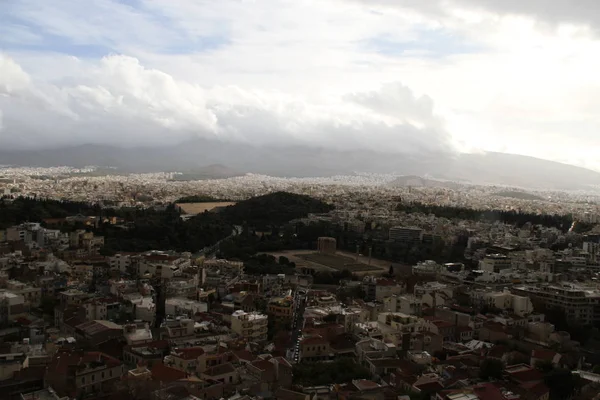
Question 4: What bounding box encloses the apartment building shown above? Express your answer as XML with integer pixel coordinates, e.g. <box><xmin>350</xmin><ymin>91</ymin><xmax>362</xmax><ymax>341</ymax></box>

<box><xmin>231</xmin><ymin>310</ymin><xmax>268</xmax><ymax>342</ymax></box>
<box><xmin>6</xmin><ymin>280</ymin><xmax>41</xmax><ymax>307</ymax></box>
<box><xmin>470</xmin><ymin>289</ymin><xmax>534</xmax><ymax>317</ymax></box>
<box><xmin>480</xmin><ymin>254</ymin><xmax>512</xmax><ymax>273</ymax></box>
<box><xmin>299</xmin><ymin>335</ymin><xmax>331</xmax><ymax>362</ymax></box>
<box><xmin>164</xmin><ymin>347</ymin><xmax>205</xmax><ymax>375</ymax></box>
<box><xmin>363</xmin><ymin>277</ymin><xmax>405</xmax><ymax>302</ymax></box>
<box><xmin>384</xmin><ymin>295</ymin><xmax>423</xmax><ymax>316</ymax></box>
<box><xmin>108</xmin><ymin>253</ymin><xmax>137</xmax><ymax>273</ymax></box>
<box><xmin>82</xmin><ymin>297</ymin><xmax>121</xmax><ymax>321</ymax></box>
<box><xmin>162</xmin><ymin>318</ymin><xmax>196</xmax><ymax>340</ymax></box>
<box><xmin>0</xmin><ymin>290</ymin><xmax>26</xmax><ymax>325</ymax></box>
<box><xmin>138</xmin><ymin>251</ymin><xmax>189</xmax><ymax>279</ymax></box>
<box><xmin>513</xmin><ymin>283</ymin><xmax>600</xmax><ymax>325</ymax></box>
<box><xmin>45</xmin><ymin>350</ymin><xmax>124</xmax><ymax>398</ymax></box>
<box><xmin>267</xmin><ymin>296</ymin><xmax>294</xmax><ymax>322</ymax></box>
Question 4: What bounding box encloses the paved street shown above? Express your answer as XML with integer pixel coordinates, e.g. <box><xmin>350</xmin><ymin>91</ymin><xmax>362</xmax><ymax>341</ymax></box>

<box><xmin>289</xmin><ymin>287</ymin><xmax>307</xmax><ymax>363</ymax></box>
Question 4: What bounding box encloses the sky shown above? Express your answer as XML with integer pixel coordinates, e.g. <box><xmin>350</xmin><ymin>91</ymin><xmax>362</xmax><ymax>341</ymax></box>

<box><xmin>1</xmin><ymin>0</ymin><xmax>600</xmax><ymax>170</ymax></box>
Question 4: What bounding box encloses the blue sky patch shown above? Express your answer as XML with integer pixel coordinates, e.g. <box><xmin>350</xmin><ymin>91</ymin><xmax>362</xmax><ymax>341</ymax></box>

<box><xmin>363</xmin><ymin>28</ymin><xmax>484</xmax><ymax>58</ymax></box>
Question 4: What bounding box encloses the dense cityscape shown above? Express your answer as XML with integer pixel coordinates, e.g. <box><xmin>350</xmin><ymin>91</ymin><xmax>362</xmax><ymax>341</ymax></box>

<box><xmin>0</xmin><ymin>166</ymin><xmax>600</xmax><ymax>400</ymax></box>
<box><xmin>4</xmin><ymin>0</ymin><xmax>600</xmax><ymax>399</ymax></box>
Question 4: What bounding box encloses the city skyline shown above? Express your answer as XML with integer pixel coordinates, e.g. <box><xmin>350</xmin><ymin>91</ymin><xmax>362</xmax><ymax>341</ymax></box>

<box><xmin>2</xmin><ymin>1</ymin><xmax>600</xmax><ymax>171</ymax></box>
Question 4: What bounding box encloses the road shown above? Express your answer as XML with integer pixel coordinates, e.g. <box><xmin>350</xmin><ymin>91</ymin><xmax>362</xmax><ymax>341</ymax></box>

<box><xmin>201</xmin><ymin>225</ymin><xmax>242</xmax><ymax>258</ymax></box>
<box><xmin>288</xmin><ymin>288</ymin><xmax>307</xmax><ymax>363</ymax></box>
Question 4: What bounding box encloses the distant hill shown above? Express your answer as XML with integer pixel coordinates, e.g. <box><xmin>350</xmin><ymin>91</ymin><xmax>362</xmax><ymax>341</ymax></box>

<box><xmin>1</xmin><ymin>140</ymin><xmax>599</xmax><ymax>190</ymax></box>
<box><xmin>388</xmin><ymin>175</ymin><xmax>463</xmax><ymax>190</ymax></box>
<box><xmin>493</xmin><ymin>190</ymin><xmax>545</xmax><ymax>201</ymax></box>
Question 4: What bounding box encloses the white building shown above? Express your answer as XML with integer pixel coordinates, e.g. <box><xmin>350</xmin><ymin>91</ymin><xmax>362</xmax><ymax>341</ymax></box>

<box><xmin>513</xmin><ymin>283</ymin><xmax>600</xmax><ymax>325</ymax></box>
<box><xmin>479</xmin><ymin>254</ymin><xmax>512</xmax><ymax>273</ymax></box>
<box><xmin>231</xmin><ymin>310</ymin><xmax>268</xmax><ymax>342</ymax></box>
<box><xmin>6</xmin><ymin>280</ymin><xmax>41</xmax><ymax>307</ymax></box>
<box><xmin>384</xmin><ymin>295</ymin><xmax>422</xmax><ymax>316</ymax></box>
<box><xmin>166</xmin><ymin>298</ymin><xmax>208</xmax><ymax>316</ymax></box>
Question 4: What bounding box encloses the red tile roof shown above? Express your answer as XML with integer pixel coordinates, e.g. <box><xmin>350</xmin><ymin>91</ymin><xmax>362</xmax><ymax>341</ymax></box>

<box><xmin>251</xmin><ymin>359</ymin><xmax>275</xmax><ymax>372</ymax></box>
<box><xmin>432</xmin><ymin>320</ymin><xmax>454</xmax><ymax>329</ymax></box>
<box><xmin>172</xmin><ymin>347</ymin><xmax>205</xmax><ymax>360</ymax></box>
<box><xmin>471</xmin><ymin>383</ymin><xmax>513</xmax><ymax>400</ymax></box>
<box><xmin>506</xmin><ymin>366</ymin><xmax>544</xmax><ymax>383</ymax></box>
<box><xmin>47</xmin><ymin>350</ymin><xmax>121</xmax><ymax>377</ymax></box>
<box><xmin>233</xmin><ymin>350</ymin><xmax>256</xmax><ymax>362</ymax></box>
<box><xmin>531</xmin><ymin>349</ymin><xmax>558</xmax><ymax>362</ymax></box>
<box><xmin>352</xmin><ymin>379</ymin><xmax>380</xmax><ymax>391</ymax></box>
<box><xmin>520</xmin><ymin>381</ymin><xmax>549</xmax><ymax>398</ymax></box>
<box><xmin>203</xmin><ymin>362</ymin><xmax>236</xmax><ymax>377</ymax></box>
<box><xmin>151</xmin><ymin>362</ymin><xmax>187</xmax><ymax>382</ymax></box>
<box><xmin>300</xmin><ymin>335</ymin><xmax>328</xmax><ymax>346</ymax></box>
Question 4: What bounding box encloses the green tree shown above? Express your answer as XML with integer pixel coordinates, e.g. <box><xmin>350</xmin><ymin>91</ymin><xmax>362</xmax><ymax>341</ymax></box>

<box><xmin>544</xmin><ymin>368</ymin><xmax>578</xmax><ymax>400</ymax></box>
<box><xmin>323</xmin><ymin>313</ymin><xmax>337</xmax><ymax>323</ymax></box>
<box><xmin>535</xmin><ymin>360</ymin><xmax>554</xmax><ymax>374</ymax></box>
<box><xmin>479</xmin><ymin>359</ymin><xmax>504</xmax><ymax>380</ymax></box>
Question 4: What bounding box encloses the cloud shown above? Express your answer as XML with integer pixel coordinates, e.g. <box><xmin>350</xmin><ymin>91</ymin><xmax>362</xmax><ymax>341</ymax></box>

<box><xmin>2</xmin><ymin>0</ymin><xmax>600</xmax><ymax>170</ymax></box>
<box><xmin>0</xmin><ymin>53</ymin><xmax>455</xmax><ymax>155</ymax></box>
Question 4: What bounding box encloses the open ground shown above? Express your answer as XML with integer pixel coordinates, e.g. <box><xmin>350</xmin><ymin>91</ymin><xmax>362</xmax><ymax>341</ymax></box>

<box><xmin>265</xmin><ymin>249</ymin><xmax>393</xmax><ymax>275</ymax></box>
<box><xmin>176</xmin><ymin>202</ymin><xmax>237</xmax><ymax>215</ymax></box>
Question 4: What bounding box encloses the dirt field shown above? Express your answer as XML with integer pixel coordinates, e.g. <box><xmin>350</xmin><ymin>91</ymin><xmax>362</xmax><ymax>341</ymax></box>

<box><xmin>176</xmin><ymin>202</ymin><xmax>236</xmax><ymax>215</ymax></box>
<box><xmin>266</xmin><ymin>249</ymin><xmax>390</xmax><ymax>275</ymax></box>
<box><xmin>299</xmin><ymin>253</ymin><xmax>380</xmax><ymax>272</ymax></box>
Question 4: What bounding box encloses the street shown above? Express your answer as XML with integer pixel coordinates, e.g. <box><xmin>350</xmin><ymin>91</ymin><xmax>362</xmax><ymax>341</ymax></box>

<box><xmin>288</xmin><ymin>287</ymin><xmax>307</xmax><ymax>363</ymax></box>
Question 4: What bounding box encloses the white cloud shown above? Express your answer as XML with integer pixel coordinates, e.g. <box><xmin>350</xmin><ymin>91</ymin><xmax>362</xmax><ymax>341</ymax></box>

<box><xmin>0</xmin><ymin>53</ymin><xmax>453</xmax><ymax>155</ymax></box>
<box><xmin>2</xmin><ymin>0</ymin><xmax>600</xmax><ymax>169</ymax></box>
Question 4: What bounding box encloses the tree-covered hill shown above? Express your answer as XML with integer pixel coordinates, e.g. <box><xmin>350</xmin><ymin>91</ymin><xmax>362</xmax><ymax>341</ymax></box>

<box><xmin>0</xmin><ymin>192</ymin><xmax>334</xmax><ymax>253</ymax></box>
<box><xmin>220</xmin><ymin>191</ymin><xmax>334</xmax><ymax>230</ymax></box>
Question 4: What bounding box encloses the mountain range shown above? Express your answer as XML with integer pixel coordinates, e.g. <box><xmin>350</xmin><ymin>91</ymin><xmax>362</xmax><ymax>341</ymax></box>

<box><xmin>1</xmin><ymin>139</ymin><xmax>598</xmax><ymax>190</ymax></box>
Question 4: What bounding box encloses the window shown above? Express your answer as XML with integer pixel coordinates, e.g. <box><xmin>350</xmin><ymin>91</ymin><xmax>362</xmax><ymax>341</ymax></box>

<box><xmin>102</xmin><ymin>371</ymin><xmax>105</xmax><ymax>378</ymax></box>
<box><xmin>82</xmin><ymin>377</ymin><xmax>85</xmax><ymax>384</ymax></box>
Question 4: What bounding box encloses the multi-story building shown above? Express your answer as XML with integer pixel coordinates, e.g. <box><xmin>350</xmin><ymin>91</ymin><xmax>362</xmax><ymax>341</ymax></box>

<box><xmin>82</xmin><ymin>297</ymin><xmax>121</xmax><ymax>321</ymax></box>
<box><xmin>69</xmin><ymin>230</ymin><xmax>104</xmax><ymax>254</ymax></box>
<box><xmin>6</xmin><ymin>280</ymin><xmax>41</xmax><ymax>307</ymax></box>
<box><xmin>137</xmin><ymin>251</ymin><xmax>190</xmax><ymax>279</ymax></box>
<box><xmin>267</xmin><ymin>296</ymin><xmax>294</xmax><ymax>322</ymax></box>
<box><xmin>363</xmin><ymin>277</ymin><xmax>406</xmax><ymax>302</ymax></box>
<box><xmin>123</xmin><ymin>340</ymin><xmax>169</xmax><ymax>368</ymax></box>
<box><xmin>513</xmin><ymin>283</ymin><xmax>600</xmax><ymax>325</ymax></box>
<box><xmin>45</xmin><ymin>350</ymin><xmax>124</xmax><ymax>398</ymax></box>
<box><xmin>471</xmin><ymin>289</ymin><xmax>534</xmax><ymax>317</ymax></box>
<box><xmin>299</xmin><ymin>335</ymin><xmax>331</xmax><ymax>362</ymax></box>
<box><xmin>108</xmin><ymin>253</ymin><xmax>136</xmax><ymax>273</ymax></box>
<box><xmin>0</xmin><ymin>290</ymin><xmax>26</xmax><ymax>325</ymax></box>
<box><xmin>162</xmin><ymin>318</ymin><xmax>196</xmax><ymax>340</ymax></box>
<box><xmin>480</xmin><ymin>254</ymin><xmax>512</xmax><ymax>273</ymax></box>
<box><xmin>231</xmin><ymin>310</ymin><xmax>268</xmax><ymax>342</ymax></box>
<box><xmin>164</xmin><ymin>347</ymin><xmax>205</xmax><ymax>375</ymax></box>
<box><xmin>384</xmin><ymin>295</ymin><xmax>422</xmax><ymax>316</ymax></box>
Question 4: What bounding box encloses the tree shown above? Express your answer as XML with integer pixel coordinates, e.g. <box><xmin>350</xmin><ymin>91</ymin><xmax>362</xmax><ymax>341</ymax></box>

<box><xmin>388</xmin><ymin>264</ymin><xmax>394</xmax><ymax>276</ymax></box>
<box><xmin>479</xmin><ymin>359</ymin><xmax>504</xmax><ymax>380</ymax></box>
<box><xmin>535</xmin><ymin>360</ymin><xmax>554</xmax><ymax>374</ymax></box>
<box><xmin>323</xmin><ymin>313</ymin><xmax>337</xmax><ymax>323</ymax></box>
<box><xmin>279</xmin><ymin>256</ymin><xmax>290</xmax><ymax>265</ymax></box>
<box><xmin>544</xmin><ymin>368</ymin><xmax>578</xmax><ymax>400</ymax></box>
